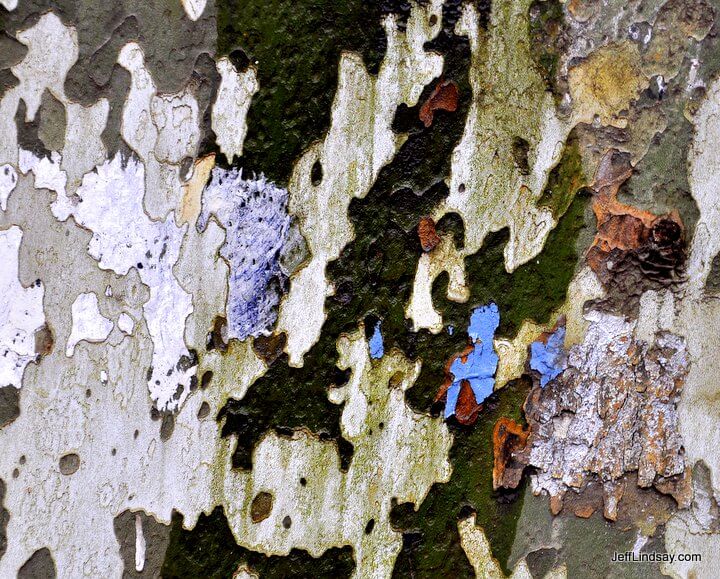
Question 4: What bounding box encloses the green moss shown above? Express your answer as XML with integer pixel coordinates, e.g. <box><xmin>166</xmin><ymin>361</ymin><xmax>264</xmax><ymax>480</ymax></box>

<box><xmin>391</xmin><ymin>378</ymin><xmax>531</xmax><ymax>577</ymax></box>
<box><xmin>528</xmin><ymin>0</ymin><xmax>567</xmax><ymax>97</ymax></box>
<box><xmin>162</xmin><ymin>507</ymin><xmax>355</xmax><ymax>578</ymax></box>
<box><xmin>537</xmin><ymin>131</ymin><xmax>586</xmax><ymax>219</ymax></box>
<box><xmin>216</xmin><ymin>0</ymin><xmax>393</xmax><ymax>184</ymax></box>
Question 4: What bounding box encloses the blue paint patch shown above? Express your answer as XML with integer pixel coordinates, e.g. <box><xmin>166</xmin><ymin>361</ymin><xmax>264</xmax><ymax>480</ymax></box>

<box><xmin>369</xmin><ymin>321</ymin><xmax>384</xmax><ymax>359</ymax></box>
<box><xmin>198</xmin><ymin>168</ymin><xmax>290</xmax><ymax>340</ymax></box>
<box><xmin>447</xmin><ymin>325</ymin><xmax>454</xmax><ymax>336</ymax></box>
<box><xmin>445</xmin><ymin>303</ymin><xmax>500</xmax><ymax>418</ymax></box>
<box><xmin>530</xmin><ymin>326</ymin><xmax>567</xmax><ymax>387</ymax></box>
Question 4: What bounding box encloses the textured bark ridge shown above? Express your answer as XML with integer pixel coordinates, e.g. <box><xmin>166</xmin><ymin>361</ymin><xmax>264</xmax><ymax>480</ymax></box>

<box><xmin>523</xmin><ymin>317</ymin><xmax>690</xmax><ymax>519</ymax></box>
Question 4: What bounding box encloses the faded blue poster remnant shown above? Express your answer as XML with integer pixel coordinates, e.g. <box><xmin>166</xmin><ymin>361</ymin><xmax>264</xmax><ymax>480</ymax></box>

<box><xmin>198</xmin><ymin>168</ymin><xmax>291</xmax><ymax>340</ymax></box>
<box><xmin>445</xmin><ymin>303</ymin><xmax>500</xmax><ymax>418</ymax></box>
<box><xmin>530</xmin><ymin>325</ymin><xmax>567</xmax><ymax>387</ymax></box>
<box><xmin>369</xmin><ymin>321</ymin><xmax>384</xmax><ymax>359</ymax></box>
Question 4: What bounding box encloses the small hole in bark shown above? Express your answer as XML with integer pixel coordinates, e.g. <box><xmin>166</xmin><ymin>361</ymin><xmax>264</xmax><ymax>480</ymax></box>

<box><xmin>311</xmin><ymin>160</ymin><xmax>323</xmax><ymax>186</ymax></box>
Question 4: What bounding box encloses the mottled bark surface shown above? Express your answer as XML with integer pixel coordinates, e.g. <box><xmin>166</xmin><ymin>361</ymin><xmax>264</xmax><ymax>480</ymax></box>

<box><xmin>2</xmin><ymin>0</ymin><xmax>720</xmax><ymax>577</ymax></box>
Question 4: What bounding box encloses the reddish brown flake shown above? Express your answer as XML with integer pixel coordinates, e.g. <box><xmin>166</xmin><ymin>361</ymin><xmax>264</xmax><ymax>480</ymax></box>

<box><xmin>455</xmin><ymin>380</ymin><xmax>482</xmax><ymax>425</ymax></box>
<box><xmin>34</xmin><ymin>324</ymin><xmax>54</xmax><ymax>356</ymax></box>
<box><xmin>419</xmin><ymin>79</ymin><xmax>459</xmax><ymax>128</ymax></box>
<box><xmin>573</xmin><ymin>505</ymin><xmax>595</xmax><ymax>519</ymax></box>
<box><xmin>550</xmin><ymin>494</ymin><xmax>564</xmax><ymax>516</ymax></box>
<box><xmin>585</xmin><ymin>150</ymin><xmax>685</xmax><ymax>309</ymax></box>
<box><xmin>418</xmin><ymin>216</ymin><xmax>441</xmax><ymax>252</ymax></box>
<box><xmin>492</xmin><ymin>417</ymin><xmax>530</xmax><ymax>490</ymax></box>
<box><xmin>252</xmin><ymin>332</ymin><xmax>287</xmax><ymax>366</ymax></box>
<box><xmin>435</xmin><ymin>342</ymin><xmax>475</xmax><ymax>405</ymax></box>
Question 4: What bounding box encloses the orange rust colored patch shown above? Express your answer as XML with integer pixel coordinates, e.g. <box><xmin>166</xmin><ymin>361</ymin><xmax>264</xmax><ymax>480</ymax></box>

<box><xmin>419</xmin><ymin>79</ymin><xmax>459</xmax><ymax>128</ymax></box>
<box><xmin>455</xmin><ymin>380</ymin><xmax>482</xmax><ymax>425</ymax></box>
<box><xmin>418</xmin><ymin>216</ymin><xmax>441</xmax><ymax>252</ymax></box>
<box><xmin>573</xmin><ymin>505</ymin><xmax>596</xmax><ymax>519</ymax></box>
<box><xmin>435</xmin><ymin>341</ymin><xmax>476</xmax><ymax>408</ymax></box>
<box><xmin>586</xmin><ymin>150</ymin><xmax>683</xmax><ymax>278</ymax></box>
<box><xmin>492</xmin><ymin>417</ymin><xmax>530</xmax><ymax>490</ymax></box>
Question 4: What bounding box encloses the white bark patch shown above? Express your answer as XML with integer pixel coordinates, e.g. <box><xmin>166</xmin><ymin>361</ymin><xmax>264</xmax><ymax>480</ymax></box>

<box><xmin>118</xmin><ymin>42</ymin><xmax>201</xmax><ymax>220</ymax></box>
<box><xmin>222</xmin><ymin>328</ymin><xmax>453</xmax><ymax>578</ymax></box>
<box><xmin>0</xmin><ymin>226</ymin><xmax>45</xmax><ymax>388</ymax></box>
<box><xmin>0</xmin><ymin>13</ymin><xmax>79</xmax><ymax>164</ymax></box>
<box><xmin>0</xmin><ymin>164</ymin><xmax>17</xmax><ymax>210</ymax></box>
<box><xmin>117</xmin><ymin>313</ymin><xmax>135</xmax><ymax>335</ymax></box>
<box><xmin>134</xmin><ymin>513</ymin><xmax>146</xmax><ymax>572</ymax></box>
<box><xmin>213</xmin><ymin>58</ymin><xmax>258</xmax><ymax>161</ymax></box>
<box><xmin>68</xmin><ymin>155</ymin><xmax>195</xmax><ymax>410</ymax></box>
<box><xmin>66</xmin><ymin>293</ymin><xmax>114</xmax><ymax>356</ymax></box>
<box><xmin>458</xmin><ymin>514</ymin><xmax>566</xmax><ymax>578</ymax></box>
<box><xmin>180</xmin><ymin>0</ymin><xmax>207</xmax><ymax>21</ymax></box>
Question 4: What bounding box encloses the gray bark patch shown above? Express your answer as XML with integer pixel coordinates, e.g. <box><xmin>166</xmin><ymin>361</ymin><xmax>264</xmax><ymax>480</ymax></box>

<box><xmin>58</xmin><ymin>453</ymin><xmax>80</xmax><ymax>476</ymax></box>
<box><xmin>0</xmin><ymin>387</ymin><xmax>20</xmax><ymax>429</ymax></box>
<box><xmin>18</xmin><ymin>548</ymin><xmax>56</xmax><ymax>579</ymax></box>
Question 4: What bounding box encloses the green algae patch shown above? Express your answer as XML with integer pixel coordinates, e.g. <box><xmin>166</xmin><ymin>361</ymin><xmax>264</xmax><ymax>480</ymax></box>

<box><xmin>529</xmin><ymin>0</ymin><xmax>568</xmax><ymax>98</ymax></box>
<box><xmin>216</xmin><ymin>0</ymin><xmax>392</xmax><ymax>183</ymax></box>
<box><xmin>391</xmin><ymin>377</ymin><xmax>531</xmax><ymax>577</ymax></box>
<box><xmin>162</xmin><ymin>507</ymin><xmax>355</xmax><ymax>577</ymax></box>
<box><xmin>537</xmin><ymin>132</ymin><xmax>586</xmax><ymax>219</ymax></box>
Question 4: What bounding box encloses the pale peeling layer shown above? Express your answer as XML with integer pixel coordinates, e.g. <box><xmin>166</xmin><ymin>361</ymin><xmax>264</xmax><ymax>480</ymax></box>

<box><xmin>180</xmin><ymin>0</ymin><xmax>207</xmax><ymax>21</ymax></box>
<box><xmin>213</xmin><ymin>58</ymin><xmax>259</xmax><ymax>161</ymax></box>
<box><xmin>0</xmin><ymin>13</ymin><xmax>109</xmax><ymax>190</ymax></box>
<box><xmin>442</xmin><ymin>0</ymin><xmax>566</xmax><ymax>267</ymax></box>
<box><xmin>406</xmin><ymin>234</ymin><xmax>468</xmax><ymax>332</ymax></box>
<box><xmin>408</xmin><ymin>0</ymin><xmax>568</xmax><ymax>330</ymax></box>
<box><xmin>662</xmin><ymin>464</ymin><xmax>720</xmax><ymax>577</ymax></box>
<box><xmin>222</xmin><ymin>328</ymin><xmax>453</xmax><ymax>578</ymax></box>
<box><xmin>0</xmin><ymin>13</ymin><xmax>78</xmax><ymax>165</ymax></box>
<box><xmin>0</xmin><ymin>226</ymin><xmax>45</xmax><ymax>389</ymax></box>
<box><xmin>118</xmin><ymin>42</ymin><xmax>200</xmax><ymax>220</ymax></box>
<box><xmin>660</xmin><ymin>75</ymin><xmax>720</xmax><ymax>563</ymax></box>
<box><xmin>69</xmin><ymin>155</ymin><xmax>194</xmax><ymax>411</ymax></box>
<box><xmin>276</xmin><ymin>0</ymin><xmax>445</xmax><ymax>366</ymax></box>
<box><xmin>458</xmin><ymin>514</ymin><xmax>567</xmax><ymax>579</ymax></box>
<box><xmin>19</xmin><ymin>150</ymin><xmax>195</xmax><ymax>409</ymax></box>
<box><xmin>0</xmin><ymin>165</ymin><xmax>18</xmax><ymax>211</ymax></box>
<box><xmin>407</xmin><ymin>0</ymin><xmax>650</xmax><ymax>332</ymax></box>
<box><xmin>65</xmin><ymin>292</ymin><xmax>113</xmax><ymax>356</ymax></box>
<box><xmin>0</xmin><ymin>190</ymin><xmax>264</xmax><ymax>576</ymax></box>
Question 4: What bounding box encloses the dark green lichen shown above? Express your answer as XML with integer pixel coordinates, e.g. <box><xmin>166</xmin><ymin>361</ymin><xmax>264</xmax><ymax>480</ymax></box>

<box><xmin>162</xmin><ymin>507</ymin><xmax>355</xmax><ymax>578</ymax></box>
<box><xmin>218</xmin><ymin>1</ymin><xmax>475</xmax><ymax>472</ymax></box>
<box><xmin>537</xmin><ymin>130</ymin><xmax>586</xmax><ymax>219</ymax></box>
<box><xmin>216</xmin><ymin>0</ymin><xmax>395</xmax><ymax>183</ymax></box>
<box><xmin>391</xmin><ymin>378</ymin><xmax>531</xmax><ymax>577</ymax></box>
